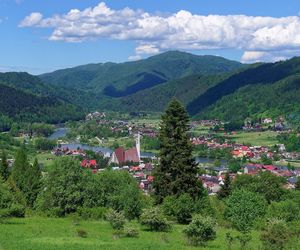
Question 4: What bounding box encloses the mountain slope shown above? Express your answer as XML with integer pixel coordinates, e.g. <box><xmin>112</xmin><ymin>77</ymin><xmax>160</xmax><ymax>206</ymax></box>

<box><xmin>40</xmin><ymin>51</ymin><xmax>243</xmax><ymax>97</ymax></box>
<box><xmin>190</xmin><ymin>57</ymin><xmax>300</xmax><ymax>122</ymax></box>
<box><xmin>0</xmin><ymin>73</ymin><xmax>84</xmax><ymax>124</ymax></box>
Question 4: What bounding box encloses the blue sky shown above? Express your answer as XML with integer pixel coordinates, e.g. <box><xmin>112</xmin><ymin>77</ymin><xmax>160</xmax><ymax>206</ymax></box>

<box><xmin>1</xmin><ymin>0</ymin><xmax>300</xmax><ymax>74</ymax></box>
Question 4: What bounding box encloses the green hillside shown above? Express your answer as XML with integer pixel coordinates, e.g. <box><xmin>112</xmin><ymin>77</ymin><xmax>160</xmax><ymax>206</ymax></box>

<box><xmin>4</xmin><ymin>52</ymin><xmax>300</xmax><ymax>124</ymax></box>
<box><xmin>0</xmin><ymin>73</ymin><xmax>84</xmax><ymax>126</ymax></box>
<box><xmin>40</xmin><ymin>51</ymin><xmax>243</xmax><ymax>97</ymax></box>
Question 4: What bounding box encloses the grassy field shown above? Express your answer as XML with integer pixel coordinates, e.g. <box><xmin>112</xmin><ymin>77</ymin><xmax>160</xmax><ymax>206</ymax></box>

<box><xmin>224</xmin><ymin>131</ymin><xmax>279</xmax><ymax>146</ymax></box>
<box><xmin>0</xmin><ymin>217</ymin><xmax>266</xmax><ymax>250</ymax></box>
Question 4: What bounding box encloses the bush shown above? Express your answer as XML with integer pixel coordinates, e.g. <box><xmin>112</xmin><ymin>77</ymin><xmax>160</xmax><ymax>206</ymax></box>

<box><xmin>140</xmin><ymin>207</ymin><xmax>170</xmax><ymax>232</ymax></box>
<box><xmin>77</xmin><ymin>207</ymin><xmax>107</xmax><ymax>220</ymax></box>
<box><xmin>236</xmin><ymin>233</ymin><xmax>252</xmax><ymax>248</ymax></box>
<box><xmin>162</xmin><ymin>194</ymin><xmax>194</xmax><ymax>224</ymax></box>
<box><xmin>76</xmin><ymin>229</ymin><xmax>88</xmax><ymax>238</ymax></box>
<box><xmin>183</xmin><ymin>215</ymin><xmax>216</xmax><ymax>246</ymax></box>
<box><xmin>106</xmin><ymin>209</ymin><xmax>126</xmax><ymax>230</ymax></box>
<box><xmin>261</xmin><ymin>219</ymin><xmax>290</xmax><ymax>250</ymax></box>
<box><xmin>7</xmin><ymin>204</ymin><xmax>25</xmax><ymax>218</ymax></box>
<box><xmin>224</xmin><ymin>189</ymin><xmax>267</xmax><ymax>232</ymax></box>
<box><xmin>124</xmin><ymin>226</ymin><xmax>139</xmax><ymax>238</ymax></box>
<box><xmin>267</xmin><ymin>200</ymin><xmax>299</xmax><ymax>222</ymax></box>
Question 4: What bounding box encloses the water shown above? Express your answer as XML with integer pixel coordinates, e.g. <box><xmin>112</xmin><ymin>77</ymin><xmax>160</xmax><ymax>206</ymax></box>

<box><xmin>48</xmin><ymin>128</ymin><xmax>226</xmax><ymax>163</ymax></box>
<box><xmin>48</xmin><ymin>128</ymin><xmax>68</xmax><ymax>140</ymax></box>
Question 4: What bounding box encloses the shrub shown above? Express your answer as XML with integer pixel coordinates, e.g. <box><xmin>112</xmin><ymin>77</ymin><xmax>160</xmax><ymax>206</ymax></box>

<box><xmin>174</xmin><ymin>194</ymin><xmax>194</xmax><ymax>224</ymax></box>
<box><xmin>7</xmin><ymin>204</ymin><xmax>25</xmax><ymax>218</ymax></box>
<box><xmin>140</xmin><ymin>207</ymin><xmax>170</xmax><ymax>232</ymax></box>
<box><xmin>225</xmin><ymin>232</ymin><xmax>234</xmax><ymax>250</ymax></box>
<box><xmin>224</xmin><ymin>189</ymin><xmax>267</xmax><ymax>232</ymax></box>
<box><xmin>261</xmin><ymin>219</ymin><xmax>290</xmax><ymax>250</ymax></box>
<box><xmin>124</xmin><ymin>226</ymin><xmax>139</xmax><ymax>238</ymax></box>
<box><xmin>267</xmin><ymin>200</ymin><xmax>299</xmax><ymax>222</ymax></box>
<box><xmin>162</xmin><ymin>194</ymin><xmax>194</xmax><ymax>224</ymax></box>
<box><xmin>77</xmin><ymin>207</ymin><xmax>107</xmax><ymax>220</ymax></box>
<box><xmin>76</xmin><ymin>229</ymin><xmax>88</xmax><ymax>238</ymax></box>
<box><xmin>106</xmin><ymin>209</ymin><xmax>126</xmax><ymax>230</ymax></box>
<box><xmin>183</xmin><ymin>215</ymin><xmax>216</xmax><ymax>246</ymax></box>
<box><xmin>236</xmin><ymin>233</ymin><xmax>252</xmax><ymax>248</ymax></box>
<box><xmin>161</xmin><ymin>196</ymin><xmax>177</xmax><ymax>217</ymax></box>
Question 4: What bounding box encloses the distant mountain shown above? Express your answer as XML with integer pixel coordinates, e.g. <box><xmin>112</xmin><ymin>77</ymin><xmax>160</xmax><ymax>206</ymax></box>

<box><xmin>97</xmin><ymin>57</ymin><xmax>300</xmax><ymax>123</ymax></box>
<box><xmin>190</xmin><ymin>57</ymin><xmax>300</xmax><ymax>122</ymax></box>
<box><xmin>5</xmin><ymin>51</ymin><xmax>300</xmax><ymax>124</ymax></box>
<box><xmin>40</xmin><ymin>51</ymin><xmax>243</xmax><ymax>97</ymax></box>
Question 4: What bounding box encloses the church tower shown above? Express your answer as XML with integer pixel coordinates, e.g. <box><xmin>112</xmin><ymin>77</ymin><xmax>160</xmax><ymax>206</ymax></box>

<box><xmin>135</xmin><ymin>133</ymin><xmax>141</xmax><ymax>162</ymax></box>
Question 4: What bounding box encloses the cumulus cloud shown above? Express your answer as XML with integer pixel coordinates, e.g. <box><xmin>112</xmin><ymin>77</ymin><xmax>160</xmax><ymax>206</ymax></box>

<box><xmin>19</xmin><ymin>12</ymin><xmax>43</xmax><ymax>27</ymax></box>
<box><xmin>19</xmin><ymin>1</ymin><xmax>300</xmax><ymax>62</ymax></box>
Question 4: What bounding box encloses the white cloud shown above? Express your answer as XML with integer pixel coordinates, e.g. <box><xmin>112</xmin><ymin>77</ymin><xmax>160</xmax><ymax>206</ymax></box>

<box><xmin>128</xmin><ymin>55</ymin><xmax>142</xmax><ymax>61</ymax></box>
<box><xmin>19</xmin><ymin>1</ymin><xmax>300</xmax><ymax>62</ymax></box>
<box><xmin>136</xmin><ymin>44</ymin><xmax>160</xmax><ymax>55</ymax></box>
<box><xmin>19</xmin><ymin>12</ymin><xmax>43</xmax><ymax>27</ymax></box>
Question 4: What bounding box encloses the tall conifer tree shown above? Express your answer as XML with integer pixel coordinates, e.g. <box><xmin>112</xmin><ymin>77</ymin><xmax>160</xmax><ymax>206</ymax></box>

<box><xmin>11</xmin><ymin>148</ymin><xmax>41</xmax><ymax>206</ymax></box>
<box><xmin>12</xmin><ymin>148</ymin><xmax>29</xmax><ymax>191</ymax></box>
<box><xmin>153</xmin><ymin>98</ymin><xmax>204</xmax><ymax>203</ymax></box>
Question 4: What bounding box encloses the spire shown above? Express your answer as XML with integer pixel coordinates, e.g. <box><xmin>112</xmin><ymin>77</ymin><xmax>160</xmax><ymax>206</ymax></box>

<box><xmin>135</xmin><ymin>133</ymin><xmax>141</xmax><ymax>162</ymax></box>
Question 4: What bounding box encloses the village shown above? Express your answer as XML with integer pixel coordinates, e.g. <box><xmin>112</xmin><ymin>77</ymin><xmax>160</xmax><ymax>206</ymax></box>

<box><xmin>46</xmin><ymin>112</ymin><xmax>300</xmax><ymax>196</ymax></box>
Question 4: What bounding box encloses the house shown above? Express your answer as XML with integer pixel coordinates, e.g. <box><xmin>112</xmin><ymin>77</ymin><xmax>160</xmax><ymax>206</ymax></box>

<box><xmin>244</xmin><ymin>164</ymin><xmax>263</xmax><ymax>174</ymax></box>
<box><xmin>81</xmin><ymin>159</ymin><xmax>97</xmax><ymax>168</ymax></box>
<box><xmin>263</xmin><ymin>118</ymin><xmax>273</xmax><ymax>124</ymax></box>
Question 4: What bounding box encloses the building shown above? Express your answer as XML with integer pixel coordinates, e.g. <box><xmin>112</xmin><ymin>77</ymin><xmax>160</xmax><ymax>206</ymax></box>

<box><xmin>109</xmin><ymin>133</ymin><xmax>141</xmax><ymax>165</ymax></box>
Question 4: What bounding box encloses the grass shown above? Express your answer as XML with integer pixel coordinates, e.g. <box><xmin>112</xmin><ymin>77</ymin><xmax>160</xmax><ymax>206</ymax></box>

<box><xmin>224</xmin><ymin>131</ymin><xmax>279</xmax><ymax>146</ymax></box>
<box><xmin>0</xmin><ymin>216</ymin><xmax>266</xmax><ymax>250</ymax></box>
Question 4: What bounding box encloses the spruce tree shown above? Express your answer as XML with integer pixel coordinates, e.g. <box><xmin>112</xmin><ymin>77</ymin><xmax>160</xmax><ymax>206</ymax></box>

<box><xmin>153</xmin><ymin>98</ymin><xmax>204</xmax><ymax>203</ymax></box>
<box><xmin>11</xmin><ymin>148</ymin><xmax>41</xmax><ymax>206</ymax></box>
<box><xmin>217</xmin><ymin>172</ymin><xmax>231</xmax><ymax>199</ymax></box>
<box><xmin>12</xmin><ymin>148</ymin><xmax>29</xmax><ymax>192</ymax></box>
<box><xmin>0</xmin><ymin>150</ymin><xmax>9</xmax><ymax>180</ymax></box>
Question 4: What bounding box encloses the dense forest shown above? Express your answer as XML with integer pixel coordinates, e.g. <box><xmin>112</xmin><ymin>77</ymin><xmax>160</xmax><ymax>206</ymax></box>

<box><xmin>0</xmin><ymin>74</ymin><xmax>84</xmax><ymax>130</ymax></box>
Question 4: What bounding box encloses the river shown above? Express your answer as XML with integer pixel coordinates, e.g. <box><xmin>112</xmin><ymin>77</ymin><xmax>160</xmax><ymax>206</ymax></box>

<box><xmin>48</xmin><ymin>128</ymin><xmax>226</xmax><ymax>165</ymax></box>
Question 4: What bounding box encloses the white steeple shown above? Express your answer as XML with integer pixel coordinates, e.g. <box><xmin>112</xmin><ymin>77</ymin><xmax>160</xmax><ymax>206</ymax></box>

<box><xmin>135</xmin><ymin>133</ymin><xmax>141</xmax><ymax>161</ymax></box>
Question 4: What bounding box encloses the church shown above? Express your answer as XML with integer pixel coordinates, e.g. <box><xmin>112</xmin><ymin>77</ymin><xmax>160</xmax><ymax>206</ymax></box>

<box><xmin>109</xmin><ymin>134</ymin><xmax>141</xmax><ymax>165</ymax></box>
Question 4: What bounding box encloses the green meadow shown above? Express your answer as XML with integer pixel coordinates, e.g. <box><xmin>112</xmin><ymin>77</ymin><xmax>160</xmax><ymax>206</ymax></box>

<box><xmin>0</xmin><ymin>217</ymin><xmax>266</xmax><ymax>250</ymax></box>
<box><xmin>225</xmin><ymin>131</ymin><xmax>279</xmax><ymax>146</ymax></box>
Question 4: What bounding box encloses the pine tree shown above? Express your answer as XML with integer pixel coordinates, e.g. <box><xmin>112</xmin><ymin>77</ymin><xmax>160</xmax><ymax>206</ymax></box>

<box><xmin>153</xmin><ymin>98</ymin><xmax>204</xmax><ymax>203</ymax></box>
<box><xmin>217</xmin><ymin>172</ymin><xmax>231</xmax><ymax>199</ymax></box>
<box><xmin>0</xmin><ymin>150</ymin><xmax>9</xmax><ymax>180</ymax></box>
<box><xmin>12</xmin><ymin>148</ymin><xmax>29</xmax><ymax>191</ymax></box>
<box><xmin>12</xmin><ymin>149</ymin><xmax>42</xmax><ymax>207</ymax></box>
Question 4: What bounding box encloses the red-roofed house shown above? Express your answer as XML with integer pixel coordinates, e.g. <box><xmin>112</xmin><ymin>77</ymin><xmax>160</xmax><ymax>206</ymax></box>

<box><xmin>81</xmin><ymin>159</ymin><xmax>97</xmax><ymax>168</ymax></box>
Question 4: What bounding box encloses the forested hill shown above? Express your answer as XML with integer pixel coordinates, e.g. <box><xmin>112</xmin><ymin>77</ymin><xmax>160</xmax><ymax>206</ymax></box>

<box><xmin>190</xmin><ymin>57</ymin><xmax>300</xmax><ymax>122</ymax></box>
<box><xmin>39</xmin><ymin>51</ymin><xmax>243</xmax><ymax>97</ymax></box>
<box><xmin>4</xmin><ymin>53</ymin><xmax>300</xmax><ymax>125</ymax></box>
<box><xmin>98</xmin><ymin>56</ymin><xmax>300</xmax><ymax>123</ymax></box>
<box><xmin>0</xmin><ymin>73</ymin><xmax>84</xmax><ymax>126</ymax></box>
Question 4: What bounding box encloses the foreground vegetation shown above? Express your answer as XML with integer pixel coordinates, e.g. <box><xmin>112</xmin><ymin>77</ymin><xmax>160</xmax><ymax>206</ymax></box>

<box><xmin>1</xmin><ymin>99</ymin><xmax>300</xmax><ymax>250</ymax></box>
<box><xmin>0</xmin><ymin>216</ymin><xmax>265</xmax><ymax>250</ymax></box>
